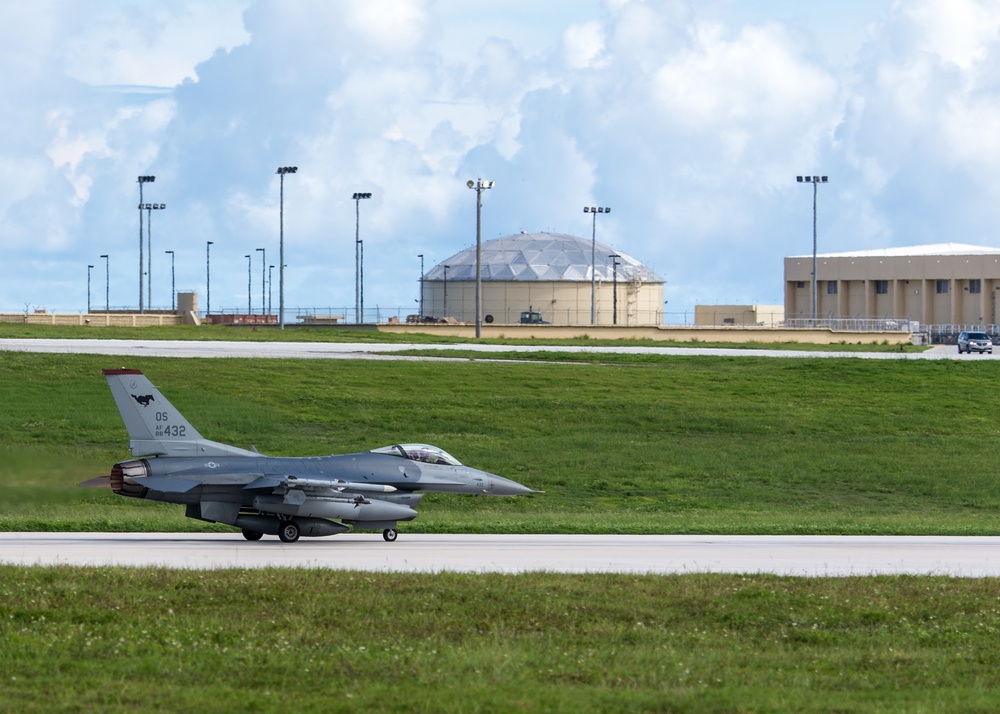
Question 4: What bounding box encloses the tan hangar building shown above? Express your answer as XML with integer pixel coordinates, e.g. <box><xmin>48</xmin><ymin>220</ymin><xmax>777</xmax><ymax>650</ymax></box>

<box><xmin>784</xmin><ymin>243</ymin><xmax>1000</xmax><ymax>325</ymax></box>
<box><xmin>421</xmin><ymin>232</ymin><xmax>665</xmax><ymax>326</ymax></box>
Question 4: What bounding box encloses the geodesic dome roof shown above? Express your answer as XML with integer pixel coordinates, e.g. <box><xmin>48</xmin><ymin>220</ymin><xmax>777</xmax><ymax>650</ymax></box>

<box><xmin>424</xmin><ymin>232</ymin><xmax>663</xmax><ymax>283</ymax></box>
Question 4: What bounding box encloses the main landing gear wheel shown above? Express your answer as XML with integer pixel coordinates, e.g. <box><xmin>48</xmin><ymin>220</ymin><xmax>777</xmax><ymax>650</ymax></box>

<box><xmin>382</xmin><ymin>528</ymin><xmax>398</xmax><ymax>542</ymax></box>
<box><xmin>241</xmin><ymin>528</ymin><xmax>263</xmax><ymax>541</ymax></box>
<box><xmin>278</xmin><ymin>521</ymin><xmax>301</xmax><ymax>543</ymax></box>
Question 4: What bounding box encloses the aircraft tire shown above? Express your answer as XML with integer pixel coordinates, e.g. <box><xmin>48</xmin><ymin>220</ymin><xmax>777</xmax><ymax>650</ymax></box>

<box><xmin>278</xmin><ymin>521</ymin><xmax>301</xmax><ymax>543</ymax></box>
<box><xmin>382</xmin><ymin>528</ymin><xmax>398</xmax><ymax>542</ymax></box>
<box><xmin>241</xmin><ymin>529</ymin><xmax>263</xmax><ymax>541</ymax></box>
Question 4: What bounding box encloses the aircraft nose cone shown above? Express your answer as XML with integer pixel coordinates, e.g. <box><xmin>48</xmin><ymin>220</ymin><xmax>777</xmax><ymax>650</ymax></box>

<box><xmin>489</xmin><ymin>474</ymin><xmax>537</xmax><ymax>496</ymax></box>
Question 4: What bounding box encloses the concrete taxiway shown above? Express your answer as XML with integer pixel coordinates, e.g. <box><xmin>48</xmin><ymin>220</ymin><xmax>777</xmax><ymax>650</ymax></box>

<box><xmin>4</xmin><ymin>533</ymin><xmax>1000</xmax><ymax>576</ymax></box>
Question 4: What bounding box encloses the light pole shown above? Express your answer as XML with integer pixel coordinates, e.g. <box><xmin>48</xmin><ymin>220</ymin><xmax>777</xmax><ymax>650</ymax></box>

<box><xmin>100</xmin><ymin>254</ymin><xmax>109</xmax><ymax>312</ymax></box>
<box><xmin>245</xmin><ymin>254</ymin><xmax>252</xmax><ymax>316</ymax></box>
<box><xmin>268</xmin><ymin>264</ymin><xmax>274</xmax><ymax>317</ymax></box>
<box><xmin>467</xmin><ymin>179</ymin><xmax>495</xmax><ymax>338</ymax></box>
<box><xmin>87</xmin><ymin>264</ymin><xmax>94</xmax><ymax>314</ymax></box>
<box><xmin>145</xmin><ymin>203</ymin><xmax>165</xmax><ymax>310</ymax></box>
<box><xmin>796</xmin><ymin>175</ymin><xmax>829</xmax><ymax>326</ymax></box>
<box><xmin>255</xmin><ymin>247</ymin><xmax>265</xmax><ymax>315</ymax></box>
<box><xmin>584</xmin><ymin>206</ymin><xmax>610</xmax><ymax>325</ymax></box>
<box><xmin>277</xmin><ymin>166</ymin><xmax>298</xmax><ymax>330</ymax></box>
<box><xmin>443</xmin><ymin>265</ymin><xmax>450</xmax><ymax>317</ymax></box>
<box><xmin>609</xmin><ymin>254</ymin><xmax>621</xmax><ymax>325</ymax></box>
<box><xmin>417</xmin><ymin>254</ymin><xmax>424</xmax><ymax>317</ymax></box>
<box><xmin>164</xmin><ymin>250</ymin><xmax>175</xmax><ymax>311</ymax></box>
<box><xmin>137</xmin><ymin>175</ymin><xmax>155</xmax><ymax>313</ymax></box>
<box><xmin>352</xmin><ymin>192</ymin><xmax>372</xmax><ymax>324</ymax></box>
<box><xmin>206</xmin><ymin>241</ymin><xmax>214</xmax><ymax>319</ymax></box>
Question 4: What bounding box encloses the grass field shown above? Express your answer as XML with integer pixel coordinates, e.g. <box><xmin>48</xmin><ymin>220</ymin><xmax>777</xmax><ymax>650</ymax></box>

<box><xmin>3</xmin><ymin>568</ymin><xmax>1000</xmax><ymax>712</ymax></box>
<box><xmin>3</xmin><ymin>345</ymin><xmax>1000</xmax><ymax>711</ymax></box>
<box><xmin>0</xmin><ymin>349</ymin><xmax>998</xmax><ymax>535</ymax></box>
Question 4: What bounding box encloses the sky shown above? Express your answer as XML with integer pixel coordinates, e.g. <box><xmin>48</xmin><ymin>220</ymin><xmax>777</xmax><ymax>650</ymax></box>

<box><xmin>3</xmin><ymin>0</ymin><xmax>1000</xmax><ymax>323</ymax></box>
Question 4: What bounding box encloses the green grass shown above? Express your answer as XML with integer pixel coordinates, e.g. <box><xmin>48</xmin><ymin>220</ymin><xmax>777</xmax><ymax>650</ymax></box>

<box><xmin>0</xmin><ymin>351</ymin><xmax>997</xmax><ymax>535</ymax></box>
<box><xmin>3</xmin><ymin>347</ymin><xmax>1000</xmax><ymax>711</ymax></box>
<box><xmin>2</xmin><ymin>568</ymin><xmax>1000</xmax><ymax>713</ymax></box>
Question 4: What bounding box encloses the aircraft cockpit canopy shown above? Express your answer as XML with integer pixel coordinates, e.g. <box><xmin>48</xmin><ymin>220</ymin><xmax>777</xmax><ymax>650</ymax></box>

<box><xmin>370</xmin><ymin>443</ymin><xmax>463</xmax><ymax>466</ymax></box>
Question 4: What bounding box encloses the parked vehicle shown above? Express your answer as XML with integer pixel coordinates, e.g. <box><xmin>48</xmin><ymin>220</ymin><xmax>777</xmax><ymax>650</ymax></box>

<box><xmin>519</xmin><ymin>310</ymin><xmax>549</xmax><ymax>324</ymax></box>
<box><xmin>958</xmin><ymin>331</ymin><xmax>993</xmax><ymax>354</ymax></box>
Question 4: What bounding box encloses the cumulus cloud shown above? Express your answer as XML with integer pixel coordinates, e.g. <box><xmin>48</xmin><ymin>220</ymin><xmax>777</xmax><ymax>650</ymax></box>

<box><xmin>4</xmin><ymin>0</ymin><xmax>1000</xmax><ymax>322</ymax></box>
<box><xmin>563</xmin><ymin>21</ymin><xmax>606</xmax><ymax>70</ymax></box>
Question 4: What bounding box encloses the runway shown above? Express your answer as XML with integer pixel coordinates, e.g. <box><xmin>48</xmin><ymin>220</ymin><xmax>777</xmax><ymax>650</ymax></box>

<box><xmin>4</xmin><ymin>533</ymin><xmax>1000</xmax><ymax>576</ymax></box>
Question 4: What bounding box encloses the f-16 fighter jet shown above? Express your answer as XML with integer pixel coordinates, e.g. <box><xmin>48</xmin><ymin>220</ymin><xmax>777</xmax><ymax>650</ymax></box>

<box><xmin>82</xmin><ymin>369</ymin><xmax>536</xmax><ymax>543</ymax></box>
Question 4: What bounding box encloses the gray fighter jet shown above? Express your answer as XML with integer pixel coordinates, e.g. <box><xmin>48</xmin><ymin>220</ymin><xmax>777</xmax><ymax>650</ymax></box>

<box><xmin>82</xmin><ymin>368</ymin><xmax>536</xmax><ymax>542</ymax></box>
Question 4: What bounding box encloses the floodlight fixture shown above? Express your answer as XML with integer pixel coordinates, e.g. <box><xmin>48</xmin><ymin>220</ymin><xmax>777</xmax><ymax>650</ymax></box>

<box><xmin>609</xmin><ymin>254</ymin><xmax>622</xmax><ymax>325</ymax></box>
<box><xmin>245</xmin><ymin>254</ymin><xmax>252</xmax><ymax>316</ymax></box>
<box><xmin>100</xmin><ymin>254</ymin><xmax>109</xmax><ymax>312</ymax></box>
<box><xmin>276</xmin><ymin>166</ymin><xmax>298</xmax><ymax>328</ymax></box>
<box><xmin>417</xmin><ymin>254</ymin><xmax>425</xmax><ymax>318</ymax></box>
<box><xmin>164</xmin><ymin>250</ymin><xmax>175</xmax><ymax>310</ymax></box>
<box><xmin>255</xmin><ymin>247</ymin><xmax>265</xmax><ymax>315</ymax></box>
<box><xmin>353</xmin><ymin>191</ymin><xmax>373</xmax><ymax>323</ymax></box>
<box><xmin>136</xmin><ymin>175</ymin><xmax>156</xmax><ymax>313</ymax></box>
<box><xmin>796</xmin><ymin>174</ymin><xmax>830</xmax><ymax>326</ymax></box>
<box><xmin>468</xmin><ymin>179</ymin><xmax>495</xmax><ymax>338</ymax></box>
<box><xmin>268</xmin><ymin>264</ymin><xmax>274</xmax><ymax>317</ymax></box>
<box><xmin>144</xmin><ymin>203</ymin><xmax>165</xmax><ymax>310</ymax></box>
<box><xmin>584</xmin><ymin>205</ymin><xmax>611</xmax><ymax>324</ymax></box>
<box><xmin>206</xmin><ymin>241</ymin><xmax>214</xmax><ymax>318</ymax></box>
<box><xmin>443</xmin><ymin>264</ymin><xmax>451</xmax><ymax>317</ymax></box>
<box><xmin>87</xmin><ymin>264</ymin><xmax>94</xmax><ymax>314</ymax></box>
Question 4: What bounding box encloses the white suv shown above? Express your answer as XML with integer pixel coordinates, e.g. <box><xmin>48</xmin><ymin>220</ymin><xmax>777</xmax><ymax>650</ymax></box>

<box><xmin>958</xmin><ymin>331</ymin><xmax>993</xmax><ymax>354</ymax></box>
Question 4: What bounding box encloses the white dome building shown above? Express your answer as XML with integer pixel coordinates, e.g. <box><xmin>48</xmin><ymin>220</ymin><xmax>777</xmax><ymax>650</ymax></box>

<box><xmin>421</xmin><ymin>232</ymin><xmax>664</xmax><ymax>325</ymax></box>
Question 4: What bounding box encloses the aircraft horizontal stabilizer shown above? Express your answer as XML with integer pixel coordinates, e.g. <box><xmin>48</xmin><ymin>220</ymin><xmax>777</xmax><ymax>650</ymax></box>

<box><xmin>131</xmin><ymin>476</ymin><xmax>200</xmax><ymax>494</ymax></box>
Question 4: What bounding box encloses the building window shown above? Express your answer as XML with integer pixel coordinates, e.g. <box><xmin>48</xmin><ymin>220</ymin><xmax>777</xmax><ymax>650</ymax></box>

<box><xmin>970</xmin><ymin>279</ymin><xmax>982</xmax><ymax>294</ymax></box>
<box><xmin>796</xmin><ymin>281</ymin><xmax>806</xmax><ymax>288</ymax></box>
<box><xmin>936</xmin><ymin>280</ymin><xmax>949</xmax><ymax>294</ymax></box>
<box><xmin>875</xmin><ymin>280</ymin><xmax>888</xmax><ymax>295</ymax></box>
<box><xmin>826</xmin><ymin>282</ymin><xmax>838</xmax><ymax>295</ymax></box>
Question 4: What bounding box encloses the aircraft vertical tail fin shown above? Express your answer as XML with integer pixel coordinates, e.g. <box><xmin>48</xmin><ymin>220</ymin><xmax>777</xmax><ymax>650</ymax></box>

<box><xmin>103</xmin><ymin>369</ymin><xmax>256</xmax><ymax>458</ymax></box>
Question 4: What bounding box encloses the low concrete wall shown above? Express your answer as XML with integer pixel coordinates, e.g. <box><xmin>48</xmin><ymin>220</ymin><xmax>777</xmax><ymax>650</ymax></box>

<box><xmin>376</xmin><ymin>323</ymin><xmax>913</xmax><ymax>345</ymax></box>
<box><xmin>0</xmin><ymin>313</ymin><xmax>913</xmax><ymax>344</ymax></box>
<box><xmin>0</xmin><ymin>313</ymin><xmax>185</xmax><ymax>327</ymax></box>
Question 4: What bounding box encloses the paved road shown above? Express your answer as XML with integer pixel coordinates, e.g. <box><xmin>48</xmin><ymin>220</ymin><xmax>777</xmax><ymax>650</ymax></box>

<box><xmin>0</xmin><ymin>337</ymin><xmax>973</xmax><ymax>360</ymax></box>
<box><xmin>4</xmin><ymin>533</ymin><xmax>1000</xmax><ymax>576</ymax></box>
